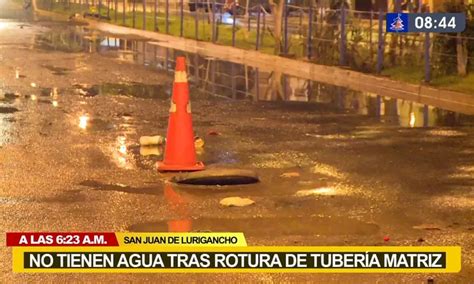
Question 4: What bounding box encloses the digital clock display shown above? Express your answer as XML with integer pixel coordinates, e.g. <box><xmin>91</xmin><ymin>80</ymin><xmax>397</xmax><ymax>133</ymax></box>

<box><xmin>386</xmin><ymin>13</ymin><xmax>466</xmax><ymax>33</ymax></box>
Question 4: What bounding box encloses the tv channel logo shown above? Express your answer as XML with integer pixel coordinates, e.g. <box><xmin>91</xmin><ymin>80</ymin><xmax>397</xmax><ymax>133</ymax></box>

<box><xmin>386</xmin><ymin>13</ymin><xmax>409</xmax><ymax>33</ymax></box>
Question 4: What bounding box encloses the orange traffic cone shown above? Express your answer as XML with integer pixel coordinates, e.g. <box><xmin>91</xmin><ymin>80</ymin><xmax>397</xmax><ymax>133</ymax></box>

<box><xmin>157</xmin><ymin>57</ymin><xmax>205</xmax><ymax>171</ymax></box>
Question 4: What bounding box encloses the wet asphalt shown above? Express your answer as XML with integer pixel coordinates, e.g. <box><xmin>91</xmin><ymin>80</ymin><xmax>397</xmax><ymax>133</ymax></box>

<box><xmin>0</xmin><ymin>2</ymin><xmax>473</xmax><ymax>282</ymax></box>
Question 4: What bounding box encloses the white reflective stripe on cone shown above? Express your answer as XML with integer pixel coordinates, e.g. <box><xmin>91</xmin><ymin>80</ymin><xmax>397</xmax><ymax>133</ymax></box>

<box><xmin>169</xmin><ymin>101</ymin><xmax>177</xmax><ymax>113</ymax></box>
<box><xmin>174</xmin><ymin>71</ymin><xmax>188</xmax><ymax>83</ymax></box>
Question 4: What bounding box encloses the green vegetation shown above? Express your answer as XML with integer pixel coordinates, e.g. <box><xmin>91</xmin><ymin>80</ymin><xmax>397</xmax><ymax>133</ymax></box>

<box><xmin>382</xmin><ymin>66</ymin><xmax>474</xmax><ymax>94</ymax></box>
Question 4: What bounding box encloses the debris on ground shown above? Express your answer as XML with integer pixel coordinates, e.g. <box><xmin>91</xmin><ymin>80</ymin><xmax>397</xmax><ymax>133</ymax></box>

<box><xmin>140</xmin><ymin>146</ymin><xmax>162</xmax><ymax>156</ymax></box>
<box><xmin>139</xmin><ymin>135</ymin><xmax>165</xmax><ymax>146</ymax></box>
<box><xmin>311</xmin><ymin>162</ymin><xmax>345</xmax><ymax>179</ymax></box>
<box><xmin>69</xmin><ymin>13</ymin><xmax>83</xmax><ymax>20</ymax></box>
<box><xmin>220</xmin><ymin>197</ymin><xmax>255</xmax><ymax>207</ymax></box>
<box><xmin>383</xmin><ymin>236</ymin><xmax>390</xmax><ymax>242</ymax></box>
<box><xmin>412</xmin><ymin>224</ymin><xmax>442</xmax><ymax>231</ymax></box>
<box><xmin>194</xmin><ymin>136</ymin><xmax>205</xmax><ymax>148</ymax></box>
<box><xmin>207</xmin><ymin>130</ymin><xmax>221</xmax><ymax>136</ymax></box>
<box><xmin>73</xmin><ymin>84</ymin><xmax>98</xmax><ymax>97</ymax></box>
<box><xmin>295</xmin><ymin>187</ymin><xmax>336</xmax><ymax>197</ymax></box>
<box><xmin>280</xmin><ymin>172</ymin><xmax>300</xmax><ymax>178</ymax></box>
<box><xmin>305</xmin><ymin>133</ymin><xmax>320</xmax><ymax>138</ymax></box>
<box><xmin>427</xmin><ymin>129</ymin><xmax>467</xmax><ymax>137</ymax></box>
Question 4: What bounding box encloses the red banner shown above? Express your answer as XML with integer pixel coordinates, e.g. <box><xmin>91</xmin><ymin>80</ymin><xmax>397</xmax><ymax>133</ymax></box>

<box><xmin>6</xmin><ymin>232</ymin><xmax>119</xmax><ymax>246</ymax></box>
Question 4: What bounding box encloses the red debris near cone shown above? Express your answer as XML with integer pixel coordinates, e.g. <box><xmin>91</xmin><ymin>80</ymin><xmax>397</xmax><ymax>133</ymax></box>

<box><xmin>157</xmin><ymin>57</ymin><xmax>205</xmax><ymax>172</ymax></box>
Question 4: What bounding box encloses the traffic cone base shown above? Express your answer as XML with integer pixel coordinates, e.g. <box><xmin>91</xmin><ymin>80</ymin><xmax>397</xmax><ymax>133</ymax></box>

<box><xmin>157</xmin><ymin>161</ymin><xmax>205</xmax><ymax>172</ymax></box>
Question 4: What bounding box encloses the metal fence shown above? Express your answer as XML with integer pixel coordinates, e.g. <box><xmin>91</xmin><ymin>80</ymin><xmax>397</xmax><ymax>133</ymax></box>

<box><xmin>36</xmin><ymin>0</ymin><xmax>474</xmax><ymax>84</ymax></box>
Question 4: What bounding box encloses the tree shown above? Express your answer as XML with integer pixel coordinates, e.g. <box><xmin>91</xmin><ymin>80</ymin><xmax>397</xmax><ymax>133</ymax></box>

<box><xmin>433</xmin><ymin>2</ymin><xmax>473</xmax><ymax>76</ymax></box>
<box><xmin>267</xmin><ymin>0</ymin><xmax>285</xmax><ymax>54</ymax></box>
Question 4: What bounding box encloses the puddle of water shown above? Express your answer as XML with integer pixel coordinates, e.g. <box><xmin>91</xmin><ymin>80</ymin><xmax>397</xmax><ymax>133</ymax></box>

<box><xmin>79</xmin><ymin>180</ymin><xmax>162</xmax><ymax>195</ymax></box>
<box><xmin>0</xmin><ymin>106</ymin><xmax>17</xmax><ymax>146</ymax></box>
<box><xmin>129</xmin><ymin>216</ymin><xmax>380</xmax><ymax>236</ymax></box>
<box><xmin>109</xmin><ymin>135</ymin><xmax>134</xmax><ymax>169</ymax></box>
<box><xmin>0</xmin><ymin>106</ymin><xmax>19</xmax><ymax>113</ymax></box>
<box><xmin>38</xmin><ymin>190</ymin><xmax>87</xmax><ymax>203</ymax></box>
<box><xmin>73</xmin><ymin>83</ymin><xmax>166</xmax><ymax>99</ymax></box>
<box><xmin>34</xmin><ymin>29</ymin><xmax>85</xmax><ymax>53</ymax></box>
<box><xmin>96</xmin><ymin>83</ymin><xmax>167</xmax><ymax>99</ymax></box>
<box><xmin>0</xmin><ymin>92</ymin><xmax>20</xmax><ymax>103</ymax></box>
<box><xmin>0</xmin><ymin>89</ymin><xmax>17</xmax><ymax>145</ymax></box>
<box><xmin>41</xmin><ymin>25</ymin><xmax>472</xmax><ymax>128</ymax></box>
<box><xmin>76</xmin><ymin>115</ymin><xmax>114</xmax><ymax>132</ymax></box>
<box><xmin>41</xmin><ymin>64</ymin><xmax>70</xmax><ymax>76</ymax></box>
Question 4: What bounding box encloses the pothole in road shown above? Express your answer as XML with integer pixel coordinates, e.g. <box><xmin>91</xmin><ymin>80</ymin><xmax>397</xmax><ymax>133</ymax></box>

<box><xmin>170</xmin><ymin>169</ymin><xmax>260</xmax><ymax>186</ymax></box>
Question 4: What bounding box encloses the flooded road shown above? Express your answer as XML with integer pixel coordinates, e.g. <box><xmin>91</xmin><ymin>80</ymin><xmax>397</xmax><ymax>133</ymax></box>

<box><xmin>0</xmin><ymin>1</ymin><xmax>473</xmax><ymax>282</ymax></box>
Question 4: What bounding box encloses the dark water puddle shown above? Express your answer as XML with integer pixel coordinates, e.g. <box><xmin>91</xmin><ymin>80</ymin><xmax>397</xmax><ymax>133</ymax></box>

<box><xmin>0</xmin><ymin>92</ymin><xmax>20</xmax><ymax>102</ymax></box>
<box><xmin>38</xmin><ymin>99</ymin><xmax>52</xmax><ymax>104</ymax></box>
<box><xmin>40</xmin><ymin>88</ymin><xmax>52</xmax><ymax>96</ymax></box>
<box><xmin>96</xmin><ymin>83</ymin><xmax>167</xmax><ymax>99</ymax></box>
<box><xmin>85</xmin><ymin>118</ymin><xmax>114</xmax><ymax>131</ymax></box>
<box><xmin>128</xmin><ymin>216</ymin><xmax>380</xmax><ymax>236</ymax></box>
<box><xmin>79</xmin><ymin>180</ymin><xmax>162</xmax><ymax>195</ymax></box>
<box><xmin>2</xmin><ymin>191</ymin><xmax>90</xmax><ymax>204</ymax></box>
<box><xmin>38</xmin><ymin>190</ymin><xmax>87</xmax><ymax>203</ymax></box>
<box><xmin>34</xmin><ymin>32</ymin><xmax>84</xmax><ymax>53</ymax></box>
<box><xmin>74</xmin><ymin>83</ymin><xmax>166</xmax><ymax>99</ymax></box>
<box><xmin>0</xmin><ymin>106</ymin><xmax>19</xmax><ymax>113</ymax></box>
<box><xmin>42</xmin><ymin>64</ymin><xmax>70</xmax><ymax>76</ymax></box>
<box><xmin>2</xmin><ymin>117</ymin><xmax>16</xmax><ymax>122</ymax></box>
<box><xmin>73</xmin><ymin>84</ymin><xmax>99</xmax><ymax>97</ymax></box>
